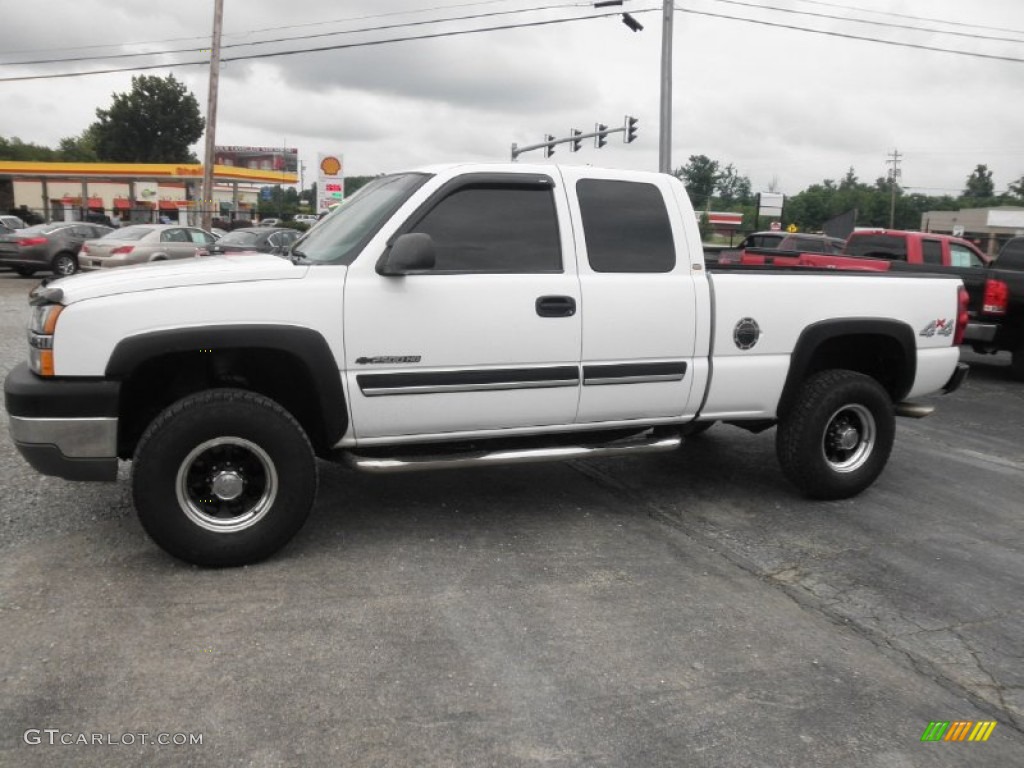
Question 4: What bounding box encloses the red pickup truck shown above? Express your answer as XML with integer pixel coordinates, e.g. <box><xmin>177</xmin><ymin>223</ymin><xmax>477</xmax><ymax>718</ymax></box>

<box><xmin>722</xmin><ymin>229</ymin><xmax>1024</xmax><ymax>378</ymax></box>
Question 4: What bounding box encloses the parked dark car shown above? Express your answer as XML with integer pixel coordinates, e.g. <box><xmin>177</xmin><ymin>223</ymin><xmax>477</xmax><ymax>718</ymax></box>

<box><xmin>0</xmin><ymin>222</ymin><xmax>113</xmax><ymax>277</ymax></box>
<box><xmin>208</xmin><ymin>227</ymin><xmax>300</xmax><ymax>256</ymax></box>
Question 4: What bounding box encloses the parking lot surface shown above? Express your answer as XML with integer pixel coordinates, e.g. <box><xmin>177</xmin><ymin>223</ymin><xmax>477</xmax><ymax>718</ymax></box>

<box><xmin>1</xmin><ymin>271</ymin><xmax>1021</xmax><ymax>767</ymax></box>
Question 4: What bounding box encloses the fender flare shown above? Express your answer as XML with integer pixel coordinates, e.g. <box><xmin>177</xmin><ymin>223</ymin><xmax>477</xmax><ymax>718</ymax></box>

<box><xmin>105</xmin><ymin>324</ymin><xmax>346</xmax><ymax>446</ymax></box>
<box><xmin>779</xmin><ymin>318</ymin><xmax>917</xmax><ymax>415</ymax></box>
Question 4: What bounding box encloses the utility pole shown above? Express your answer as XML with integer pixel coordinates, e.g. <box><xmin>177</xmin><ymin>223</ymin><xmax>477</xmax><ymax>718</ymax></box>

<box><xmin>887</xmin><ymin>148</ymin><xmax>902</xmax><ymax>229</ymax></box>
<box><xmin>200</xmin><ymin>0</ymin><xmax>224</xmax><ymax>232</ymax></box>
<box><xmin>659</xmin><ymin>0</ymin><xmax>673</xmax><ymax>173</ymax></box>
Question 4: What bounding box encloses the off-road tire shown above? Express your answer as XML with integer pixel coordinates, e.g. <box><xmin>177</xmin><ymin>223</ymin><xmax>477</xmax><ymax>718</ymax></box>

<box><xmin>776</xmin><ymin>370</ymin><xmax>895</xmax><ymax>500</ymax></box>
<box><xmin>132</xmin><ymin>389</ymin><xmax>317</xmax><ymax>566</ymax></box>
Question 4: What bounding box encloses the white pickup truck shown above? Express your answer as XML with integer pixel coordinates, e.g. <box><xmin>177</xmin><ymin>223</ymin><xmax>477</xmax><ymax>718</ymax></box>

<box><xmin>5</xmin><ymin>163</ymin><xmax>968</xmax><ymax>566</ymax></box>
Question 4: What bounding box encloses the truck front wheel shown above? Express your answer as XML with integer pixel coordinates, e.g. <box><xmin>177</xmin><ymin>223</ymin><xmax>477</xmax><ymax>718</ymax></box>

<box><xmin>776</xmin><ymin>370</ymin><xmax>895</xmax><ymax>500</ymax></box>
<box><xmin>132</xmin><ymin>389</ymin><xmax>318</xmax><ymax>566</ymax></box>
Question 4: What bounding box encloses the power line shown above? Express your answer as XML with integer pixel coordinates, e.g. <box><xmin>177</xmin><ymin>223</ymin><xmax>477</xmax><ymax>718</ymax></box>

<box><xmin>791</xmin><ymin>0</ymin><xmax>1024</xmax><ymax>38</ymax></box>
<box><xmin>0</xmin><ymin>8</ymin><xmax>659</xmax><ymax>83</ymax></box>
<box><xmin>710</xmin><ymin>0</ymin><xmax>1024</xmax><ymax>45</ymax></box>
<box><xmin>674</xmin><ymin>5</ymin><xmax>1024</xmax><ymax>64</ymax></box>
<box><xmin>0</xmin><ymin>0</ymin><xmax>524</xmax><ymax>56</ymax></box>
<box><xmin>5</xmin><ymin>1</ymin><xmax>1023</xmax><ymax>84</ymax></box>
<box><xmin>0</xmin><ymin>2</ymin><xmax>588</xmax><ymax>67</ymax></box>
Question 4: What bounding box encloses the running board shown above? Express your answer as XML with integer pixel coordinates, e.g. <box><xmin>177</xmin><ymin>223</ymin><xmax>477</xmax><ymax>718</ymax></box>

<box><xmin>344</xmin><ymin>434</ymin><xmax>682</xmax><ymax>474</ymax></box>
<box><xmin>895</xmin><ymin>401</ymin><xmax>935</xmax><ymax>418</ymax></box>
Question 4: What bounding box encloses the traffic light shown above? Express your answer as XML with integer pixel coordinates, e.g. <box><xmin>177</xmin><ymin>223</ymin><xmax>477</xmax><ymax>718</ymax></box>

<box><xmin>625</xmin><ymin>115</ymin><xmax>638</xmax><ymax>144</ymax></box>
<box><xmin>570</xmin><ymin>129</ymin><xmax>582</xmax><ymax>153</ymax></box>
<box><xmin>595</xmin><ymin>123</ymin><xmax>608</xmax><ymax>149</ymax></box>
<box><xmin>544</xmin><ymin>135</ymin><xmax>556</xmax><ymax>159</ymax></box>
<box><xmin>621</xmin><ymin>13</ymin><xmax>643</xmax><ymax>32</ymax></box>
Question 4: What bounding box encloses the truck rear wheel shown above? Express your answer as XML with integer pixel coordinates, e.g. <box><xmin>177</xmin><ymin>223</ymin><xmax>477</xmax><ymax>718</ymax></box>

<box><xmin>132</xmin><ymin>389</ymin><xmax>317</xmax><ymax>566</ymax></box>
<box><xmin>776</xmin><ymin>370</ymin><xmax>895</xmax><ymax>500</ymax></box>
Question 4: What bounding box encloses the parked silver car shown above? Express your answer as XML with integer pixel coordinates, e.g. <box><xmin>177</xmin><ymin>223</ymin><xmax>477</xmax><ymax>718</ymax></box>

<box><xmin>79</xmin><ymin>224</ymin><xmax>217</xmax><ymax>271</ymax></box>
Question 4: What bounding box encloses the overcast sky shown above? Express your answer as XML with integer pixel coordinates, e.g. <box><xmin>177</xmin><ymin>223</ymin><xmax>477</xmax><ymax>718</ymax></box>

<box><xmin>1</xmin><ymin>0</ymin><xmax>1022</xmax><ymax>198</ymax></box>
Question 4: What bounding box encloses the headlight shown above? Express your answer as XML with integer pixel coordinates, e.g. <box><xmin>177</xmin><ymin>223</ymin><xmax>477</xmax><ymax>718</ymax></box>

<box><xmin>28</xmin><ymin>304</ymin><xmax>63</xmax><ymax>376</ymax></box>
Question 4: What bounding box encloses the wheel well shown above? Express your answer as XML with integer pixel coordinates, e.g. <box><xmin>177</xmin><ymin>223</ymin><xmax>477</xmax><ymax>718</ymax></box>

<box><xmin>117</xmin><ymin>348</ymin><xmax>345</xmax><ymax>458</ymax></box>
<box><xmin>780</xmin><ymin>329</ymin><xmax>914</xmax><ymax>418</ymax></box>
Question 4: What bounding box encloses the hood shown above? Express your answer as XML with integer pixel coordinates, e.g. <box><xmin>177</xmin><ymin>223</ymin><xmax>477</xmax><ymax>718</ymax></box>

<box><xmin>49</xmin><ymin>253</ymin><xmax>307</xmax><ymax>305</ymax></box>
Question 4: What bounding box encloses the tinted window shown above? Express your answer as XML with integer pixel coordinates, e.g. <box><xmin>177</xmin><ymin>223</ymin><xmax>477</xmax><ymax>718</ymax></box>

<box><xmin>576</xmin><ymin>179</ymin><xmax>675</xmax><ymax>272</ymax></box>
<box><xmin>845</xmin><ymin>235</ymin><xmax>906</xmax><ymax>260</ymax></box>
<box><xmin>922</xmin><ymin>240</ymin><xmax>943</xmax><ymax>265</ymax></box>
<box><xmin>409</xmin><ymin>184</ymin><xmax>561</xmax><ymax>273</ymax></box>
<box><xmin>997</xmin><ymin>238</ymin><xmax>1024</xmax><ymax>269</ymax></box>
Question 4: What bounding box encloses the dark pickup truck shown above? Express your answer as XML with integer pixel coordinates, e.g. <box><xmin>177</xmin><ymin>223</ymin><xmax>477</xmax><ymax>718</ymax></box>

<box><xmin>724</xmin><ymin>229</ymin><xmax>1024</xmax><ymax>379</ymax></box>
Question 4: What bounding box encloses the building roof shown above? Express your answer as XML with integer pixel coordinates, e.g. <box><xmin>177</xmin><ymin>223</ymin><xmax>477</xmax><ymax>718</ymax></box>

<box><xmin>0</xmin><ymin>161</ymin><xmax>297</xmax><ymax>185</ymax></box>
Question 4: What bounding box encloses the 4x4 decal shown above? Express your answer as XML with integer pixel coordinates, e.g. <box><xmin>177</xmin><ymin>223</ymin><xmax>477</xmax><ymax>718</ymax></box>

<box><xmin>919</xmin><ymin>319</ymin><xmax>953</xmax><ymax>338</ymax></box>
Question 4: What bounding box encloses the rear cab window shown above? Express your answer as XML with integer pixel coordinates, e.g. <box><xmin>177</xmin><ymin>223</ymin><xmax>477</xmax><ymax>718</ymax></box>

<box><xmin>576</xmin><ymin>179</ymin><xmax>675</xmax><ymax>272</ymax></box>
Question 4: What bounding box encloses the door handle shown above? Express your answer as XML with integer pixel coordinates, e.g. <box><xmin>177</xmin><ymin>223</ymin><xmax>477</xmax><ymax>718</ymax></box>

<box><xmin>536</xmin><ymin>295</ymin><xmax>576</xmax><ymax>317</ymax></box>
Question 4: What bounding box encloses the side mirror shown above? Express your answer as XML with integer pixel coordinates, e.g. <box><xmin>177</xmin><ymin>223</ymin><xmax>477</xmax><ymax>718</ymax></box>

<box><xmin>376</xmin><ymin>233</ymin><xmax>436</xmax><ymax>276</ymax></box>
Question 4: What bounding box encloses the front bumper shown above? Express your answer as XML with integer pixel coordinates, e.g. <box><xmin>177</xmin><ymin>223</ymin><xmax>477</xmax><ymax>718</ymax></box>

<box><xmin>4</xmin><ymin>362</ymin><xmax>120</xmax><ymax>481</ymax></box>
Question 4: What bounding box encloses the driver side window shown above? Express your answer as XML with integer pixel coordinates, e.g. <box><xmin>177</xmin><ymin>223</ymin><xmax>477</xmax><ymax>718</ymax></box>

<box><xmin>408</xmin><ymin>184</ymin><xmax>562</xmax><ymax>273</ymax></box>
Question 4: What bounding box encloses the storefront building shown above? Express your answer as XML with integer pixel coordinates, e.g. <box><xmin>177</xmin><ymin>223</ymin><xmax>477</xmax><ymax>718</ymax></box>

<box><xmin>0</xmin><ymin>161</ymin><xmax>298</xmax><ymax>226</ymax></box>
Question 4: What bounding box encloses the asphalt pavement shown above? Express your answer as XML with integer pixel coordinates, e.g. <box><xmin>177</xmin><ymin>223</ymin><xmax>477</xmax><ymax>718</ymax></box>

<box><xmin>0</xmin><ymin>270</ymin><xmax>1021</xmax><ymax>767</ymax></box>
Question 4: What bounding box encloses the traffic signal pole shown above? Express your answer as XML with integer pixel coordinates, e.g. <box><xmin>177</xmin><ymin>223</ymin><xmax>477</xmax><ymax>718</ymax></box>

<box><xmin>659</xmin><ymin>0</ymin><xmax>673</xmax><ymax>173</ymax></box>
<box><xmin>511</xmin><ymin>116</ymin><xmax>637</xmax><ymax>161</ymax></box>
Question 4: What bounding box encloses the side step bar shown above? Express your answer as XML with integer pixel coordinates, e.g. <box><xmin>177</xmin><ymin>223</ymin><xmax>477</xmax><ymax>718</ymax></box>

<box><xmin>344</xmin><ymin>434</ymin><xmax>682</xmax><ymax>474</ymax></box>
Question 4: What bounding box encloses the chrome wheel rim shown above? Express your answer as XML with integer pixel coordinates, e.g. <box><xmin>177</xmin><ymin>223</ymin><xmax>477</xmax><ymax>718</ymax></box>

<box><xmin>821</xmin><ymin>404</ymin><xmax>875</xmax><ymax>473</ymax></box>
<box><xmin>54</xmin><ymin>256</ymin><xmax>76</xmax><ymax>275</ymax></box>
<box><xmin>175</xmin><ymin>437</ymin><xmax>278</xmax><ymax>533</ymax></box>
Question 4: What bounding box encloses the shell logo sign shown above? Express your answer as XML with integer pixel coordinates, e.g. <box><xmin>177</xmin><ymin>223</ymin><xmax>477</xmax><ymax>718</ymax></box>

<box><xmin>317</xmin><ymin>153</ymin><xmax>345</xmax><ymax>212</ymax></box>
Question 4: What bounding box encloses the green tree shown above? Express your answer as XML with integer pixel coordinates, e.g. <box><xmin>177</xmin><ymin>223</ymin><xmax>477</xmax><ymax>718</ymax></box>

<box><xmin>0</xmin><ymin>136</ymin><xmax>59</xmax><ymax>161</ymax></box>
<box><xmin>91</xmin><ymin>74</ymin><xmax>204</xmax><ymax>163</ymax></box>
<box><xmin>1007</xmin><ymin>175</ymin><xmax>1024</xmax><ymax>201</ymax></box>
<box><xmin>963</xmin><ymin>164</ymin><xmax>995</xmax><ymax>199</ymax></box>
<box><xmin>674</xmin><ymin>155</ymin><xmax>720</xmax><ymax>210</ymax></box>
<box><xmin>57</xmin><ymin>126</ymin><xmax>100</xmax><ymax>162</ymax></box>
<box><xmin>716</xmin><ymin>163</ymin><xmax>752</xmax><ymax>206</ymax></box>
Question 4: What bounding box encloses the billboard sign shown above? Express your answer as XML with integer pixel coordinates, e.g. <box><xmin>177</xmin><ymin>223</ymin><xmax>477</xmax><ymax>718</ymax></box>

<box><xmin>215</xmin><ymin>146</ymin><xmax>298</xmax><ymax>174</ymax></box>
<box><xmin>317</xmin><ymin>153</ymin><xmax>345</xmax><ymax>212</ymax></box>
<box><xmin>758</xmin><ymin>192</ymin><xmax>785</xmax><ymax>218</ymax></box>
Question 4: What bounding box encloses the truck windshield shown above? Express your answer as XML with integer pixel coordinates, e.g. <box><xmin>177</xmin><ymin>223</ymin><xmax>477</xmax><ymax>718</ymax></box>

<box><xmin>292</xmin><ymin>173</ymin><xmax>431</xmax><ymax>265</ymax></box>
